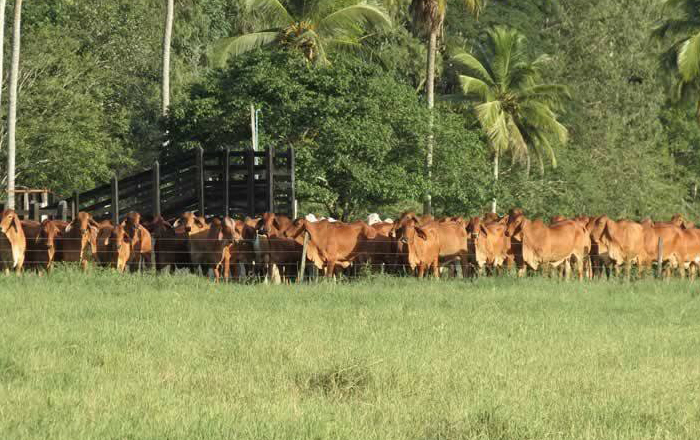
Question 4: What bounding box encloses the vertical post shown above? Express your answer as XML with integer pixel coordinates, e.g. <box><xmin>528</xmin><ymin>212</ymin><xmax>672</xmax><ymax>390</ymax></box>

<box><xmin>30</xmin><ymin>201</ymin><xmax>40</xmax><ymax>221</ymax></box>
<box><xmin>57</xmin><ymin>201</ymin><xmax>67</xmax><ymax>222</ymax></box>
<box><xmin>657</xmin><ymin>237</ymin><xmax>664</xmax><ymax>279</ymax></box>
<box><xmin>266</xmin><ymin>146</ymin><xmax>274</xmax><ymax>213</ymax></box>
<box><xmin>250</xmin><ymin>104</ymin><xmax>257</xmax><ymax>151</ymax></box>
<box><xmin>41</xmin><ymin>191</ymin><xmax>48</xmax><ymax>207</ymax></box>
<box><xmin>72</xmin><ymin>191</ymin><xmax>79</xmax><ymax>218</ymax></box>
<box><xmin>289</xmin><ymin>146</ymin><xmax>296</xmax><ymax>218</ymax></box>
<box><xmin>152</xmin><ymin>160</ymin><xmax>161</xmax><ymax>218</ymax></box>
<box><xmin>223</xmin><ymin>147</ymin><xmax>230</xmax><ymax>217</ymax></box>
<box><xmin>111</xmin><ymin>175</ymin><xmax>120</xmax><ymax>225</ymax></box>
<box><xmin>196</xmin><ymin>147</ymin><xmax>205</xmax><ymax>217</ymax></box>
<box><xmin>246</xmin><ymin>148</ymin><xmax>255</xmax><ymax>217</ymax></box>
<box><xmin>297</xmin><ymin>231</ymin><xmax>309</xmax><ymax>284</ymax></box>
<box><xmin>23</xmin><ymin>192</ymin><xmax>29</xmax><ymax>216</ymax></box>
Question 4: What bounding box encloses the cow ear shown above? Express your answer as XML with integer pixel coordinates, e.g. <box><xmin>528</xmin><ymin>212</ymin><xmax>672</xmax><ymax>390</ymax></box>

<box><xmin>65</xmin><ymin>219</ymin><xmax>76</xmax><ymax>233</ymax></box>
<box><xmin>499</xmin><ymin>216</ymin><xmax>508</xmax><ymax>225</ymax></box>
<box><xmin>12</xmin><ymin>214</ymin><xmax>22</xmax><ymax>231</ymax></box>
<box><xmin>195</xmin><ymin>217</ymin><xmax>206</xmax><ymax>228</ymax></box>
<box><xmin>363</xmin><ymin>224</ymin><xmax>377</xmax><ymax>239</ymax></box>
<box><xmin>480</xmin><ymin>224</ymin><xmax>488</xmax><ymax>236</ymax></box>
<box><xmin>272</xmin><ymin>217</ymin><xmax>281</xmax><ymax>231</ymax></box>
<box><xmin>415</xmin><ymin>227</ymin><xmax>428</xmax><ymax>240</ymax></box>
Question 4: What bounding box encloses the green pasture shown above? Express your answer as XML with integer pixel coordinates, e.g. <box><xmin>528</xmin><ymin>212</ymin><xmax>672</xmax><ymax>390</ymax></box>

<box><xmin>1</xmin><ymin>270</ymin><xmax>699</xmax><ymax>439</ymax></box>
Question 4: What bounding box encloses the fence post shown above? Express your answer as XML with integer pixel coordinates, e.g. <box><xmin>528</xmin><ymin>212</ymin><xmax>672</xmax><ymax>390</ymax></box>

<box><xmin>152</xmin><ymin>160</ymin><xmax>161</xmax><ymax>218</ymax></box>
<box><xmin>289</xmin><ymin>147</ymin><xmax>296</xmax><ymax>218</ymax></box>
<box><xmin>247</xmin><ymin>148</ymin><xmax>256</xmax><ymax>217</ymax></box>
<box><xmin>657</xmin><ymin>237</ymin><xmax>664</xmax><ymax>279</ymax></box>
<box><xmin>30</xmin><ymin>201</ymin><xmax>40</xmax><ymax>222</ymax></box>
<box><xmin>223</xmin><ymin>147</ymin><xmax>230</xmax><ymax>217</ymax></box>
<box><xmin>266</xmin><ymin>146</ymin><xmax>274</xmax><ymax>213</ymax></box>
<box><xmin>196</xmin><ymin>147</ymin><xmax>205</xmax><ymax>217</ymax></box>
<box><xmin>297</xmin><ymin>231</ymin><xmax>310</xmax><ymax>284</ymax></box>
<box><xmin>72</xmin><ymin>191</ymin><xmax>80</xmax><ymax>218</ymax></box>
<box><xmin>23</xmin><ymin>192</ymin><xmax>29</xmax><ymax>217</ymax></box>
<box><xmin>57</xmin><ymin>201</ymin><xmax>68</xmax><ymax>222</ymax></box>
<box><xmin>111</xmin><ymin>175</ymin><xmax>120</xmax><ymax>225</ymax></box>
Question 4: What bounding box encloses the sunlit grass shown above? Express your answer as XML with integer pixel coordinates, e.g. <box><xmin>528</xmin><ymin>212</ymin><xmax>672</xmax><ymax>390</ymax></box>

<box><xmin>1</xmin><ymin>269</ymin><xmax>699</xmax><ymax>439</ymax></box>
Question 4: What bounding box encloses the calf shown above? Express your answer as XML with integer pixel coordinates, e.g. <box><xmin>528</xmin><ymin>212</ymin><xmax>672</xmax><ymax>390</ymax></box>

<box><xmin>121</xmin><ymin>212</ymin><xmax>153</xmax><ymax>271</ymax></box>
<box><xmin>22</xmin><ymin>219</ymin><xmax>62</xmax><ymax>272</ymax></box>
<box><xmin>146</xmin><ymin>216</ymin><xmax>191</xmax><ymax>273</ymax></box>
<box><xmin>59</xmin><ymin>212</ymin><xmax>98</xmax><ymax>270</ymax></box>
<box><xmin>96</xmin><ymin>223</ymin><xmax>131</xmax><ymax>272</ymax></box>
<box><xmin>391</xmin><ymin>217</ymin><xmax>440</xmax><ymax>278</ymax></box>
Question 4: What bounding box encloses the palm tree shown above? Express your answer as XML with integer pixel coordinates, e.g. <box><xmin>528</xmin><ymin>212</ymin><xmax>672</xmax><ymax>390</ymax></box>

<box><xmin>654</xmin><ymin>0</ymin><xmax>700</xmax><ymax>119</ymax></box>
<box><xmin>409</xmin><ymin>0</ymin><xmax>485</xmax><ymax>215</ymax></box>
<box><xmin>0</xmin><ymin>0</ymin><xmax>6</xmax><ymax>114</ymax></box>
<box><xmin>451</xmin><ymin>26</ymin><xmax>569</xmax><ymax>213</ymax></box>
<box><xmin>162</xmin><ymin>0</ymin><xmax>174</xmax><ymax>117</ymax></box>
<box><xmin>6</xmin><ymin>0</ymin><xmax>21</xmax><ymax>210</ymax></box>
<box><xmin>211</xmin><ymin>0</ymin><xmax>392</xmax><ymax>67</ymax></box>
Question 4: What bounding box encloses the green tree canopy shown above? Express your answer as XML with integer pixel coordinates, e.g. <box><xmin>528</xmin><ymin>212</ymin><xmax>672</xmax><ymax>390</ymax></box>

<box><xmin>166</xmin><ymin>50</ymin><xmax>483</xmax><ymax>219</ymax></box>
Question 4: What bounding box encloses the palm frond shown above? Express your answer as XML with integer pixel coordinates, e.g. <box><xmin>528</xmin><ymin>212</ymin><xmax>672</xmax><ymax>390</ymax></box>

<box><xmin>319</xmin><ymin>1</ymin><xmax>392</xmax><ymax>39</ymax></box>
<box><xmin>678</xmin><ymin>32</ymin><xmax>700</xmax><ymax>81</ymax></box>
<box><xmin>475</xmin><ymin>100</ymin><xmax>509</xmax><ymax>154</ymax></box>
<box><xmin>506</xmin><ymin>115</ymin><xmax>528</xmax><ymax>162</ymax></box>
<box><xmin>458</xmin><ymin>75</ymin><xmax>491</xmax><ymax>100</ymax></box>
<box><xmin>451</xmin><ymin>50</ymin><xmax>494</xmax><ymax>85</ymax></box>
<box><xmin>518</xmin><ymin>84</ymin><xmax>571</xmax><ymax>105</ymax></box>
<box><xmin>210</xmin><ymin>31</ymin><xmax>279</xmax><ymax>68</ymax></box>
<box><xmin>246</xmin><ymin>0</ymin><xmax>293</xmax><ymax>27</ymax></box>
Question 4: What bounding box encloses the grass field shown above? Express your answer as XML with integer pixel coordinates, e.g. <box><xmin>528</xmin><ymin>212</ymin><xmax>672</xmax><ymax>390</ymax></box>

<box><xmin>1</xmin><ymin>270</ymin><xmax>699</xmax><ymax>440</ymax></box>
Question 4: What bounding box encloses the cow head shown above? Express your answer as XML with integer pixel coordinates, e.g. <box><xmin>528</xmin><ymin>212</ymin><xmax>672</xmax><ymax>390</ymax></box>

<box><xmin>394</xmin><ymin>218</ymin><xmax>428</xmax><ymax>247</ymax></box>
<box><xmin>588</xmin><ymin>215</ymin><xmax>610</xmax><ymax>243</ymax></box>
<box><xmin>505</xmin><ymin>214</ymin><xmax>527</xmax><ymax>241</ymax></box>
<box><xmin>173</xmin><ymin>212</ymin><xmax>207</xmax><ymax>234</ymax></box>
<box><xmin>0</xmin><ymin>209</ymin><xmax>22</xmax><ymax>235</ymax></box>
<box><xmin>213</xmin><ymin>217</ymin><xmax>241</xmax><ymax>244</ymax></box>
<box><xmin>467</xmin><ymin>216</ymin><xmax>482</xmax><ymax>239</ymax></box>
<box><xmin>147</xmin><ymin>216</ymin><xmax>174</xmax><ymax>239</ymax></box>
<box><xmin>257</xmin><ymin>212</ymin><xmax>282</xmax><ymax>236</ymax></box>
<box><xmin>65</xmin><ymin>212</ymin><xmax>99</xmax><ymax>259</ymax></box>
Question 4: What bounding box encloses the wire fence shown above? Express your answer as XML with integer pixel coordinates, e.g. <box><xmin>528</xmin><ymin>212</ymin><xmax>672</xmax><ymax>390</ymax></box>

<box><xmin>6</xmin><ymin>234</ymin><xmax>691</xmax><ymax>281</ymax></box>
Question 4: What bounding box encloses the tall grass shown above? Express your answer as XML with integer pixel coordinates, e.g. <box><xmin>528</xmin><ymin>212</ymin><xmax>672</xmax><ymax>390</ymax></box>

<box><xmin>1</xmin><ymin>269</ymin><xmax>699</xmax><ymax>439</ymax></box>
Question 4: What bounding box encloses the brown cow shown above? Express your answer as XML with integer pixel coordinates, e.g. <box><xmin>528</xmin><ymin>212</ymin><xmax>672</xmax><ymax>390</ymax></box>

<box><xmin>588</xmin><ymin>216</ymin><xmax>645</xmax><ymax>279</ymax></box>
<box><xmin>146</xmin><ymin>216</ymin><xmax>191</xmax><ymax>273</ymax></box>
<box><xmin>640</xmin><ymin>221</ymin><xmax>687</xmax><ymax>278</ymax></box>
<box><xmin>96</xmin><ymin>223</ymin><xmax>131</xmax><ymax>272</ymax></box>
<box><xmin>506</xmin><ymin>215</ymin><xmax>589</xmax><ymax>280</ymax></box>
<box><xmin>0</xmin><ymin>210</ymin><xmax>25</xmax><ymax>273</ymax></box>
<box><xmin>256</xmin><ymin>213</ymin><xmax>303</xmax><ymax>282</ymax></box>
<box><xmin>121</xmin><ymin>212</ymin><xmax>153</xmax><ymax>271</ymax></box>
<box><xmin>22</xmin><ymin>219</ymin><xmax>62</xmax><ymax>272</ymax></box>
<box><xmin>426</xmin><ymin>220</ymin><xmax>470</xmax><ymax>277</ymax></box>
<box><xmin>390</xmin><ymin>217</ymin><xmax>440</xmax><ymax>278</ymax></box>
<box><xmin>59</xmin><ymin>212</ymin><xmax>99</xmax><ymax>270</ymax></box>
<box><xmin>288</xmin><ymin>219</ymin><xmax>376</xmax><ymax>277</ymax></box>
<box><xmin>469</xmin><ymin>217</ymin><xmax>509</xmax><ymax>275</ymax></box>
<box><xmin>188</xmin><ymin>217</ymin><xmax>241</xmax><ymax>281</ymax></box>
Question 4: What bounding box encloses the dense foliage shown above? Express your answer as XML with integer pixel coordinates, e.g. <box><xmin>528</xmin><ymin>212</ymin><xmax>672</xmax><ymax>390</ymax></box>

<box><xmin>2</xmin><ymin>0</ymin><xmax>700</xmax><ymax>219</ymax></box>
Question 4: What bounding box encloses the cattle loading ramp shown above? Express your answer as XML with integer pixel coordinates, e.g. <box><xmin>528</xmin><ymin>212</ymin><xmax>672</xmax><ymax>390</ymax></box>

<box><xmin>37</xmin><ymin>147</ymin><xmax>295</xmax><ymax>222</ymax></box>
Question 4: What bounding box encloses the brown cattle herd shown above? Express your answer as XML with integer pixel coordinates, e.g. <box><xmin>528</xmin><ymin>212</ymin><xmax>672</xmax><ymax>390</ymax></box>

<box><xmin>0</xmin><ymin>208</ymin><xmax>698</xmax><ymax>281</ymax></box>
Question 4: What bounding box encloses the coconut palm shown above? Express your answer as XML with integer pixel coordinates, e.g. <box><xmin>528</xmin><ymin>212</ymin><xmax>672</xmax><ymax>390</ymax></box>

<box><xmin>409</xmin><ymin>0</ymin><xmax>485</xmax><ymax>215</ymax></box>
<box><xmin>211</xmin><ymin>0</ymin><xmax>392</xmax><ymax>67</ymax></box>
<box><xmin>451</xmin><ymin>26</ymin><xmax>569</xmax><ymax>213</ymax></box>
<box><xmin>654</xmin><ymin>0</ymin><xmax>700</xmax><ymax>119</ymax></box>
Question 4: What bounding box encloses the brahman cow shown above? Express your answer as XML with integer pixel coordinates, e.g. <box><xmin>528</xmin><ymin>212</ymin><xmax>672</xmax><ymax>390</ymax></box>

<box><xmin>0</xmin><ymin>209</ymin><xmax>25</xmax><ymax>273</ymax></box>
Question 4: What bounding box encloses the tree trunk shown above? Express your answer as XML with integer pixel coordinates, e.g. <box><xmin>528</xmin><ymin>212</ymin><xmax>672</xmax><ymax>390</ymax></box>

<box><xmin>6</xmin><ymin>0</ymin><xmax>21</xmax><ymax>210</ymax></box>
<box><xmin>423</xmin><ymin>30</ymin><xmax>437</xmax><ymax>216</ymax></box>
<box><xmin>491</xmin><ymin>147</ymin><xmax>499</xmax><ymax>214</ymax></box>
<box><xmin>0</xmin><ymin>0</ymin><xmax>7</xmax><ymax>115</ymax></box>
<box><xmin>161</xmin><ymin>0</ymin><xmax>174</xmax><ymax>117</ymax></box>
